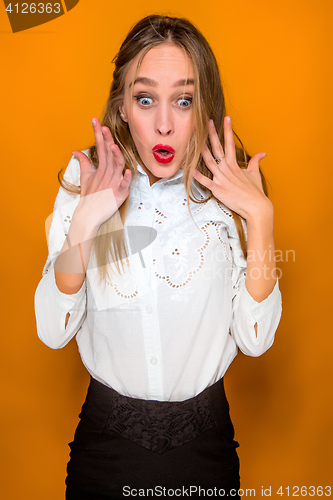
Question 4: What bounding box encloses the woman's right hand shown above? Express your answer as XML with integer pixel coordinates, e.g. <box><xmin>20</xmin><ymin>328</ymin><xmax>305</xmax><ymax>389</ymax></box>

<box><xmin>54</xmin><ymin>118</ymin><xmax>132</xmax><ymax>295</ymax></box>
<box><xmin>72</xmin><ymin>117</ymin><xmax>132</xmax><ymax>232</ymax></box>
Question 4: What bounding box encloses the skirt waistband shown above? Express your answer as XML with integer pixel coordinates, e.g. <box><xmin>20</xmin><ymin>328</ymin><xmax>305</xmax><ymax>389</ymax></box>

<box><xmin>79</xmin><ymin>377</ymin><xmax>232</xmax><ymax>454</ymax></box>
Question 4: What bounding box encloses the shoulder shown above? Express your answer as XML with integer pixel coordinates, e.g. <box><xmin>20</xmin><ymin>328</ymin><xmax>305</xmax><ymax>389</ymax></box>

<box><xmin>205</xmin><ymin>196</ymin><xmax>247</xmax><ymax>240</ymax></box>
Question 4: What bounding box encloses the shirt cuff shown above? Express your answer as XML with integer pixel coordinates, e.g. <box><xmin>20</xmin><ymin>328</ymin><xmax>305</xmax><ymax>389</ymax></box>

<box><xmin>240</xmin><ymin>278</ymin><xmax>281</xmax><ymax>324</ymax></box>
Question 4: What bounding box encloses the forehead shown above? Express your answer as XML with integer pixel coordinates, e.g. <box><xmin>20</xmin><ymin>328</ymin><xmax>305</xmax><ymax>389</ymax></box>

<box><xmin>125</xmin><ymin>43</ymin><xmax>194</xmax><ymax>85</ymax></box>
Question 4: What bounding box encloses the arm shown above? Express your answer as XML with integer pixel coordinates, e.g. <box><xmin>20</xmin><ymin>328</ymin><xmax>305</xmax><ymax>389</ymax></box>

<box><xmin>34</xmin><ymin>156</ymin><xmax>87</xmax><ymax>348</ymax></box>
<box><xmin>215</xmin><ymin>205</ymin><xmax>282</xmax><ymax>357</ymax></box>
<box><xmin>55</xmin><ymin>118</ymin><xmax>131</xmax><ymax>295</ymax></box>
<box><xmin>245</xmin><ymin>206</ymin><xmax>276</xmax><ymax>304</ymax></box>
<box><xmin>35</xmin><ymin>118</ymin><xmax>132</xmax><ymax>348</ymax></box>
<box><xmin>244</xmin><ymin>202</ymin><xmax>277</xmax><ymax>337</ymax></box>
<box><xmin>193</xmin><ymin>116</ymin><xmax>282</xmax><ymax>354</ymax></box>
<box><xmin>194</xmin><ymin>116</ymin><xmax>278</xmax><ymax>304</ymax></box>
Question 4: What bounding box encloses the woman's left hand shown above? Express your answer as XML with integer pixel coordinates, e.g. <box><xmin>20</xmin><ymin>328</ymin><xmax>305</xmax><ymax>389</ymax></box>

<box><xmin>193</xmin><ymin>116</ymin><xmax>272</xmax><ymax>222</ymax></box>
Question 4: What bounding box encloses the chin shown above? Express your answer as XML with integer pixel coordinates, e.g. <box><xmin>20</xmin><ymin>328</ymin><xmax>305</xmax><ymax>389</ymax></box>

<box><xmin>152</xmin><ymin>164</ymin><xmax>179</xmax><ymax>177</ymax></box>
<box><xmin>140</xmin><ymin>157</ymin><xmax>180</xmax><ymax>179</ymax></box>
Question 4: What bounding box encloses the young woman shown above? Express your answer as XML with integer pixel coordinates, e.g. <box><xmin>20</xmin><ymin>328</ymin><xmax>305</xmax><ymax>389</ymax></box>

<box><xmin>35</xmin><ymin>15</ymin><xmax>282</xmax><ymax>499</ymax></box>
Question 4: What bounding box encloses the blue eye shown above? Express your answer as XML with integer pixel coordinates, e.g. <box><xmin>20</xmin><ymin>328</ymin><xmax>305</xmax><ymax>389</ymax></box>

<box><xmin>136</xmin><ymin>96</ymin><xmax>153</xmax><ymax>106</ymax></box>
<box><xmin>177</xmin><ymin>98</ymin><xmax>192</xmax><ymax>108</ymax></box>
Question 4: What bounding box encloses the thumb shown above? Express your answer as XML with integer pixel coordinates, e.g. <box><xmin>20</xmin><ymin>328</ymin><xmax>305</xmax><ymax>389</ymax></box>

<box><xmin>72</xmin><ymin>151</ymin><xmax>94</xmax><ymax>197</ymax></box>
<box><xmin>247</xmin><ymin>152</ymin><xmax>267</xmax><ymax>171</ymax></box>
<box><xmin>72</xmin><ymin>150</ymin><xmax>93</xmax><ymax>175</ymax></box>
<box><xmin>72</xmin><ymin>150</ymin><xmax>88</xmax><ymax>164</ymax></box>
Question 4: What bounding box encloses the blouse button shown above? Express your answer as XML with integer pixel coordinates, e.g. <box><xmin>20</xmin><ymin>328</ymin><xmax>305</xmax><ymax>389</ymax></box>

<box><xmin>253</xmin><ymin>309</ymin><xmax>262</xmax><ymax>319</ymax></box>
<box><xmin>145</xmin><ymin>305</ymin><xmax>153</xmax><ymax>314</ymax></box>
<box><xmin>150</xmin><ymin>357</ymin><xmax>158</xmax><ymax>365</ymax></box>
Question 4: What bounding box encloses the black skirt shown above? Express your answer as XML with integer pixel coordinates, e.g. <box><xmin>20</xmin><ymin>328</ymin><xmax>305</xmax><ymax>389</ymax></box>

<box><xmin>65</xmin><ymin>377</ymin><xmax>240</xmax><ymax>499</ymax></box>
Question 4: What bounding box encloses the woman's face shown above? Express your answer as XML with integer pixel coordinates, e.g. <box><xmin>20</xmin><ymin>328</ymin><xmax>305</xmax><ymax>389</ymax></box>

<box><xmin>119</xmin><ymin>43</ymin><xmax>195</xmax><ymax>185</ymax></box>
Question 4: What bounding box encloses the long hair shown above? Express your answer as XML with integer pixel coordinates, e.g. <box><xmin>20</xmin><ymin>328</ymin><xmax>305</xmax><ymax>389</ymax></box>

<box><xmin>59</xmin><ymin>15</ymin><xmax>268</xmax><ymax>281</ymax></box>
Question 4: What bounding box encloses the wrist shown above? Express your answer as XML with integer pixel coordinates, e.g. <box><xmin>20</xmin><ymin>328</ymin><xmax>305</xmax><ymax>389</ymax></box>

<box><xmin>69</xmin><ymin>209</ymin><xmax>100</xmax><ymax>246</ymax></box>
<box><xmin>244</xmin><ymin>198</ymin><xmax>274</xmax><ymax>227</ymax></box>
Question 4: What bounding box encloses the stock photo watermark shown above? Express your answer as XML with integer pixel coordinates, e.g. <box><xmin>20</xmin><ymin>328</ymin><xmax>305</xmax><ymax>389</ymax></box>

<box><xmin>2</xmin><ymin>0</ymin><xmax>80</xmax><ymax>33</ymax></box>
<box><xmin>122</xmin><ymin>485</ymin><xmax>332</xmax><ymax>497</ymax></box>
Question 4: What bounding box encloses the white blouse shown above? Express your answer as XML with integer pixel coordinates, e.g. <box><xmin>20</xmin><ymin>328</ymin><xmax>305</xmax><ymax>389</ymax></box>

<box><xmin>35</xmin><ymin>153</ymin><xmax>282</xmax><ymax>402</ymax></box>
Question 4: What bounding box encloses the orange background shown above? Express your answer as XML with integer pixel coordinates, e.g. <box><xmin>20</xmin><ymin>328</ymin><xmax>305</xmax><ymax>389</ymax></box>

<box><xmin>1</xmin><ymin>0</ymin><xmax>332</xmax><ymax>498</ymax></box>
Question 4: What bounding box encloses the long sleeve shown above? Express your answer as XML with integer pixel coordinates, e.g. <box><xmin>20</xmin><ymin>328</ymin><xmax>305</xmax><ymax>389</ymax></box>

<box><xmin>34</xmin><ymin>155</ymin><xmax>87</xmax><ymax>349</ymax></box>
<box><xmin>228</xmin><ymin>217</ymin><xmax>282</xmax><ymax>357</ymax></box>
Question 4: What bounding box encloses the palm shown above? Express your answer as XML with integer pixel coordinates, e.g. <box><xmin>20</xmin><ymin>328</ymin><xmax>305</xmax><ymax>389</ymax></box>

<box><xmin>73</xmin><ymin>118</ymin><xmax>132</xmax><ymax>228</ymax></box>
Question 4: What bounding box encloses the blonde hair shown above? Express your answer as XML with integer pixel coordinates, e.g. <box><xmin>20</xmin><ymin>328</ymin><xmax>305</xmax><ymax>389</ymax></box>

<box><xmin>59</xmin><ymin>15</ymin><xmax>269</xmax><ymax>280</ymax></box>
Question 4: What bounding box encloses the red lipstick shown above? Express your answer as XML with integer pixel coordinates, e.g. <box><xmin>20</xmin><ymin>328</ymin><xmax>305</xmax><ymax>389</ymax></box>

<box><xmin>152</xmin><ymin>144</ymin><xmax>175</xmax><ymax>164</ymax></box>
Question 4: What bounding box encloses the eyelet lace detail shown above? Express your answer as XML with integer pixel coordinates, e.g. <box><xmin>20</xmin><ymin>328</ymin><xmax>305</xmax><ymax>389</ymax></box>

<box><xmin>155</xmin><ymin>208</ymin><xmax>167</xmax><ymax>225</ymax></box>
<box><xmin>105</xmin><ymin>259</ymin><xmax>139</xmax><ymax>299</ymax></box>
<box><xmin>215</xmin><ymin>225</ymin><xmax>232</xmax><ymax>265</ymax></box>
<box><xmin>105</xmin><ymin>279</ymin><xmax>139</xmax><ymax>299</ymax></box>
<box><xmin>216</xmin><ymin>200</ymin><xmax>233</xmax><ymax>218</ymax></box>
<box><xmin>153</xmin><ymin>221</ymin><xmax>227</xmax><ymax>289</ymax></box>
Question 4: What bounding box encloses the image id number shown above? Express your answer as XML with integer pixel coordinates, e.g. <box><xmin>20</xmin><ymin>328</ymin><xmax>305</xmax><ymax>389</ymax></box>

<box><xmin>6</xmin><ymin>3</ymin><xmax>61</xmax><ymax>14</ymax></box>
<box><xmin>277</xmin><ymin>486</ymin><xmax>331</xmax><ymax>496</ymax></box>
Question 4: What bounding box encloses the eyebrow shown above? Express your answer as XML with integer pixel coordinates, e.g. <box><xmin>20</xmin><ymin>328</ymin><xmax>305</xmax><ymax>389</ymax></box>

<box><xmin>129</xmin><ymin>77</ymin><xmax>195</xmax><ymax>88</ymax></box>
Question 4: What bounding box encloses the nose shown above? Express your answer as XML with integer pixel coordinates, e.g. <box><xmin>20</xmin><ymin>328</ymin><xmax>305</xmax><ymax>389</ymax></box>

<box><xmin>155</xmin><ymin>103</ymin><xmax>173</xmax><ymax>136</ymax></box>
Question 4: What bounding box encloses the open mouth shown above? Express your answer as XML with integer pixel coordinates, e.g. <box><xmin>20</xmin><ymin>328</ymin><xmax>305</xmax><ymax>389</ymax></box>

<box><xmin>152</xmin><ymin>145</ymin><xmax>175</xmax><ymax>164</ymax></box>
<box><xmin>157</xmin><ymin>149</ymin><xmax>171</xmax><ymax>156</ymax></box>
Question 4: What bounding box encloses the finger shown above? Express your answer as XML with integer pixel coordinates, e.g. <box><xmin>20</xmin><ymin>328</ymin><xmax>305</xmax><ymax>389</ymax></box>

<box><xmin>208</xmin><ymin>120</ymin><xmax>225</xmax><ymax>160</ymax></box>
<box><xmin>100</xmin><ymin>126</ymin><xmax>125</xmax><ymax>179</ymax></box>
<box><xmin>246</xmin><ymin>153</ymin><xmax>267</xmax><ymax>192</ymax></box>
<box><xmin>201</xmin><ymin>143</ymin><xmax>224</xmax><ymax>178</ymax></box>
<box><xmin>72</xmin><ymin>151</ymin><xmax>94</xmax><ymax>196</ymax></box>
<box><xmin>247</xmin><ymin>152</ymin><xmax>267</xmax><ymax>172</ymax></box>
<box><xmin>118</xmin><ymin>169</ymin><xmax>132</xmax><ymax>193</ymax></box>
<box><xmin>100</xmin><ymin>126</ymin><xmax>117</xmax><ymax>181</ymax></box>
<box><xmin>223</xmin><ymin>116</ymin><xmax>238</xmax><ymax>167</ymax></box>
<box><xmin>72</xmin><ymin>150</ymin><xmax>94</xmax><ymax>174</ymax></box>
<box><xmin>109</xmin><ymin>144</ymin><xmax>126</xmax><ymax>173</ymax></box>
<box><xmin>101</xmin><ymin>126</ymin><xmax>115</xmax><ymax>149</ymax></box>
<box><xmin>192</xmin><ymin>169</ymin><xmax>215</xmax><ymax>190</ymax></box>
<box><xmin>101</xmin><ymin>127</ymin><xmax>115</xmax><ymax>168</ymax></box>
<box><xmin>92</xmin><ymin>118</ymin><xmax>107</xmax><ymax>175</ymax></box>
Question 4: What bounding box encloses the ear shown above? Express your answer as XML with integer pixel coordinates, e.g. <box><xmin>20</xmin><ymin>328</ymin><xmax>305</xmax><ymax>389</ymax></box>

<box><xmin>119</xmin><ymin>101</ymin><xmax>128</xmax><ymax>123</ymax></box>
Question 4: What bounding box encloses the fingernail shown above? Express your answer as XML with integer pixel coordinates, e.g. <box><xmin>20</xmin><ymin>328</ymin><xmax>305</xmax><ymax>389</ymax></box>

<box><xmin>209</xmin><ymin>119</ymin><xmax>214</xmax><ymax>127</ymax></box>
<box><xmin>91</xmin><ymin>118</ymin><xmax>96</xmax><ymax>126</ymax></box>
<box><xmin>226</xmin><ymin>116</ymin><xmax>231</xmax><ymax>124</ymax></box>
